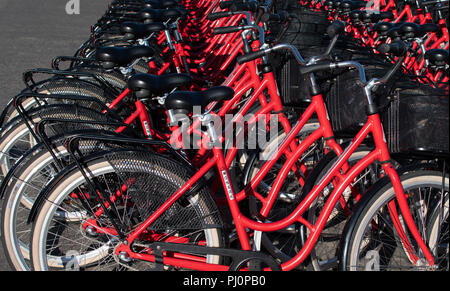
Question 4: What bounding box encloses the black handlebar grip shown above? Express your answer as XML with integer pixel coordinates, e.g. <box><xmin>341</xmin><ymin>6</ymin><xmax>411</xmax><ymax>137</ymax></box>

<box><xmin>236</xmin><ymin>50</ymin><xmax>267</xmax><ymax>64</ymax></box>
<box><xmin>219</xmin><ymin>1</ymin><xmax>236</xmax><ymax>9</ymax></box>
<box><xmin>377</xmin><ymin>41</ymin><xmax>408</xmax><ymax>56</ymax></box>
<box><xmin>298</xmin><ymin>62</ymin><xmax>332</xmax><ymax>75</ymax></box>
<box><xmin>261</xmin><ymin>13</ymin><xmax>279</xmax><ymax>22</ymax></box>
<box><xmin>230</xmin><ymin>1</ymin><xmax>259</xmax><ymax>12</ymax></box>
<box><xmin>213</xmin><ymin>26</ymin><xmax>243</xmax><ymax>35</ymax></box>
<box><xmin>207</xmin><ymin>11</ymin><xmax>232</xmax><ymax>21</ymax></box>
<box><xmin>327</xmin><ymin>20</ymin><xmax>346</xmax><ymax>37</ymax></box>
<box><xmin>261</xmin><ymin>11</ymin><xmax>290</xmax><ymax>22</ymax></box>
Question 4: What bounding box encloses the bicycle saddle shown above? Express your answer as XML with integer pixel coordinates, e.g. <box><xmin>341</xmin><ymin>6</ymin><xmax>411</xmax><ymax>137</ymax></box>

<box><xmin>325</xmin><ymin>0</ymin><xmax>336</xmax><ymax>8</ymax></box>
<box><xmin>367</xmin><ymin>11</ymin><xmax>394</xmax><ymax>23</ymax></box>
<box><xmin>128</xmin><ymin>73</ymin><xmax>193</xmax><ymax>98</ymax></box>
<box><xmin>165</xmin><ymin>86</ymin><xmax>235</xmax><ymax>112</ymax></box>
<box><xmin>111</xmin><ymin>0</ymin><xmax>179</xmax><ymax>7</ymax></box>
<box><xmin>120</xmin><ymin>21</ymin><xmax>166</xmax><ymax>39</ymax></box>
<box><xmin>425</xmin><ymin>49</ymin><xmax>449</xmax><ymax>68</ymax></box>
<box><xmin>373</xmin><ymin>21</ymin><xmax>395</xmax><ymax>35</ymax></box>
<box><xmin>398</xmin><ymin>22</ymin><xmax>439</xmax><ymax>39</ymax></box>
<box><xmin>95</xmin><ymin>46</ymin><xmax>155</xmax><ymax>69</ymax></box>
<box><xmin>341</xmin><ymin>1</ymin><xmax>365</xmax><ymax>12</ymax></box>
<box><xmin>349</xmin><ymin>10</ymin><xmax>363</xmax><ymax>22</ymax></box>
<box><xmin>332</xmin><ymin>0</ymin><xmax>343</xmax><ymax>8</ymax></box>
<box><xmin>140</xmin><ymin>8</ymin><xmax>188</xmax><ymax>23</ymax></box>
<box><xmin>386</xmin><ymin>25</ymin><xmax>404</xmax><ymax>40</ymax></box>
<box><xmin>144</xmin><ymin>0</ymin><xmax>180</xmax><ymax>9</ymax></box>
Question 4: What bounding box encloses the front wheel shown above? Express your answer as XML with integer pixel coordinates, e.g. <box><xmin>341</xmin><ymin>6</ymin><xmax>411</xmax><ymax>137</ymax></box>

<box><xmin>339</xmin><ymin>170</ymin><xmax>449</xmax><ymax>271</ymax></box>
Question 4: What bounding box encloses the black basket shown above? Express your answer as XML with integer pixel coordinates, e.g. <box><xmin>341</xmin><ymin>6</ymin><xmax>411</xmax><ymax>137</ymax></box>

<box><xmin>272</xmin><ymin>52</ymin><xmax>313</xmax><ymax>106</ymax></box>
<box><xmin>271</xmin><ymin>2</ymin><xmax>328</xmax><ymax>50</ymax></box>
<box><xmin>382</xmin><ymin>84</ymin><xmax>449</xmax><ymax>158</ymax></box>
<box><xmin>325</xmin><ymin>64</ymin><xmax>392</xmax><ymax>136</ymax></box>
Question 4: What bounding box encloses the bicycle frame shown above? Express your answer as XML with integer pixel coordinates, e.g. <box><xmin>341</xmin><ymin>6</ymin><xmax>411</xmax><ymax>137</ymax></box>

<box><xmin>109</xmin><ymin>87</ymin><xmax>436</xmax><ymax>270</ymax></box>
<box><xmin>108</xmin><ymin>89</ymin><xmax>345</xmax><ymax>269</ymax></box>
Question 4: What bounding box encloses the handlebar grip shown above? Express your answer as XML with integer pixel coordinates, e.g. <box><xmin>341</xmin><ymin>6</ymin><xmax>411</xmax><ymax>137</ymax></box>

<box><xmin>219</xmin><ymin>1</ymin><xmax>236</xmax><ymax>9</ymax></box>
<box><xmin>377</xmin><ymin>41</ymin><xmax>408</xmax><ymax>56</ymax></box>
<box><xmin>261</xmin><ymin>13</ymin><xmax>280</xmax><ymax>22</ymax></box>
<box><xmin>236</xmin><ymin>50</ymin><xmax>267</xmax><ymax>64</ymax></box>
<box><xmin>207</xmin><ymin>11</ymin><xmax>232</xmax><ymax>21</ymax></box>
<box><xmin>261</xmin><ymin>11</ymin><xmax>290</xmax><ymax>22</ymax></box>
<box><xmin>298</xmin><ymin>62</ymin><xmax>332</xmax><ymax>75</ymax></box>
<box><xmin>327</xmin><ymin>20</ymin><xmax>346</xmax><ymax>37</ymax></box>
<box><xmin>230</xmin><ymin>1</ymin><xmax>259</xmax><ymax>12</ymax></box>
<box><xmin>213</xmin><ymin>26</ymin><xmax>243</xmax><ymax>35</ymax></box>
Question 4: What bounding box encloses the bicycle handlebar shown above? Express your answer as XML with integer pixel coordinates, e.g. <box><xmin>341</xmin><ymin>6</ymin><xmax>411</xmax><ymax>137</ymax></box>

<box><xmin>377</xmin><ymin>41</ymin><xmax>409</xmax><ymax>56</ymax></box>
<box><xmin>207</xmin><ymin>11</ymin><xmax>234</xmax><ymax>21</ymax></box>
<box><xmin>213</xmin><ymin>24</ymin><xmax>265</xmax><ymax>44</ymax></box>
<box><xmin>212</xmin><ymin>25</ymin><xmax>244</xmax><ymax>34</ymax></box>
<box><xmin>207</xmin><ymin>10</ymin><xmax>252</xmax><ymax>25</ymax></box>
<box><xmin>236</xmin><ymin>20</ymin><xmax>347</xmax><ymax>65</ymax></box>
<box><xmin>326</xmin><ymin>20</ymin><xmax>346</xmax><ymax>37</ymax></box>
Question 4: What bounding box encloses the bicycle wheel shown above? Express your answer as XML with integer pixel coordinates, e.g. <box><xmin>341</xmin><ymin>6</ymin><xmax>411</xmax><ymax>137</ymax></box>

<box><xmin>339</xmin><ymin>170</ymin><xmax>449</xmax><ymax>271</ymax></box>
<box><xmin>426</xmin><ymin>193</ymin><xmax>449</xmax><ymax>270</ymax></box>
<box><xmin>30</xmin><ymin>150</ymin><xmax>224</xmax><ymax>271</ymax></box>
<box><xmin>302</xmin><ymin>147</ymin><xmax>383</xmax><ymax>270</ymax></box>
<box><xmin>1</xmin><ymin>131</ymin><xmax>127</xmax><ymax>271</ymax></box>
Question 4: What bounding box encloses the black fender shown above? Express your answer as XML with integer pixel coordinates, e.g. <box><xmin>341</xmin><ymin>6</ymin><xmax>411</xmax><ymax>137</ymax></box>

<box><xmin>27</xmin><ymin>144</ymin><xmax>198</xmax><ymax>224</ymax></box>
<box><xmin>27</xmin><ymin>148</ymin><xmax>128</xmax><ymax>224</ymax></box>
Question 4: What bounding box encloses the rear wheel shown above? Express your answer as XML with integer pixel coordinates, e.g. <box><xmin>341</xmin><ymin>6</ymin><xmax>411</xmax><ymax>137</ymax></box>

<box><xmin>0</xmin><ymin>104</ymin><xmax>118</xmax><ymax>179</ymax></box>
<box><xmin>30</xmin><ymin>150</ymin><xmax>224</xmax><ymax>271</ymax></box>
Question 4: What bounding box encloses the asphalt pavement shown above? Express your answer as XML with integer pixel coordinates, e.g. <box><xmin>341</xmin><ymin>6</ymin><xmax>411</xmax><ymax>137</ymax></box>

<box><xmin>0</xmin><ymin>0</ymin><xmax>109</xmax><ymax>271</ymax></box>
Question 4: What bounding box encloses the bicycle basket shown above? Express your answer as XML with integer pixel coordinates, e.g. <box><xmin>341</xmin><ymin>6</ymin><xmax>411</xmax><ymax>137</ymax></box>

<box><xmin>272</xmin><ymin>52</ymin><xmax>312</xmax><ymax>106</ymax></box>
<box><xmin>382</xmin><ymin>84</ymin><xmax>449</xmax><ymax>158</ymax></box>
<box><xmin>325</xmin><ymin>65</ymin><xmax>392</xmax><ymax>136</ymax></box>
<box><xmin>272</xmin><ymin>2</ymin><xmax>328</xmax><ymax>50</ymax></box>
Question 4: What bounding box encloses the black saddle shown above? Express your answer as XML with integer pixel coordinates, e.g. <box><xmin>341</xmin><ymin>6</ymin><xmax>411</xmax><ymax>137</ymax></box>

<box><xmin>165</xmin><ymin>86</ymin><xmax>235</xmax><ymax>112</ymax></box>
<box><xmin>120</xmin><ymin>22</ymin><xmax>166</xmax><ymax>39</ymax></box>
<box><xmin>373</xmin><ymin>21</ymin><xmax>395</xmax><ymax>35</ymax></box>
<box><xmin>398</xmin><ymin>22</ymin><xmax>439</xmax><ymax>39</ymax></box>
<box><xmin>95</xmin><ymin>46</ymin><xmax>155</xmax><ymax>69</ymax></box>
<box><xmin>326</xmin><ymin>0</ymin><xmax>342</xmax><ymax>9</ymax></box>
<box><xmin>341</xmin><ymin>1</ymin><xmax>365</xmax><ymax>12</ymax></box>
<box><xmin>425</xmin><ymin>49</ymin><xmax>449</xmax><ymax>68</ymax></box>
<box><xmin>144</xmin><ymin>0</ymin><xmax>180</xmax><ymax>8</ymax></box>
<box><xmin>140</xmin><ymin>8</ymin><xmax>188</xmax><ymax>23</ymax></box>
<box><xmin>128</xmin><ymin>73</ymin><xmax>193</xmax><ymax>98</ymax></box>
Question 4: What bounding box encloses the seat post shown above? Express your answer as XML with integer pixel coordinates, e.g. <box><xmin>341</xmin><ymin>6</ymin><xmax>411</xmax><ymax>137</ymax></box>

<box><xmin>201</xmin><ymin>114</ymin><xmax>220</xmax><ymax>148</ymax></box>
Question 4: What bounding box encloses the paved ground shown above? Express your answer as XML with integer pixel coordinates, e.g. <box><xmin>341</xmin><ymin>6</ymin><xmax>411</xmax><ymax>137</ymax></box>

<box><xmin>0</xmin><ymin>0</ymin><xmax>108</xmax><ymax>108</ymax></box>
<box><xmin>0</xmin><ymin>0</ymin><xmax>109</xmax><ymax>271</ymax></box>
